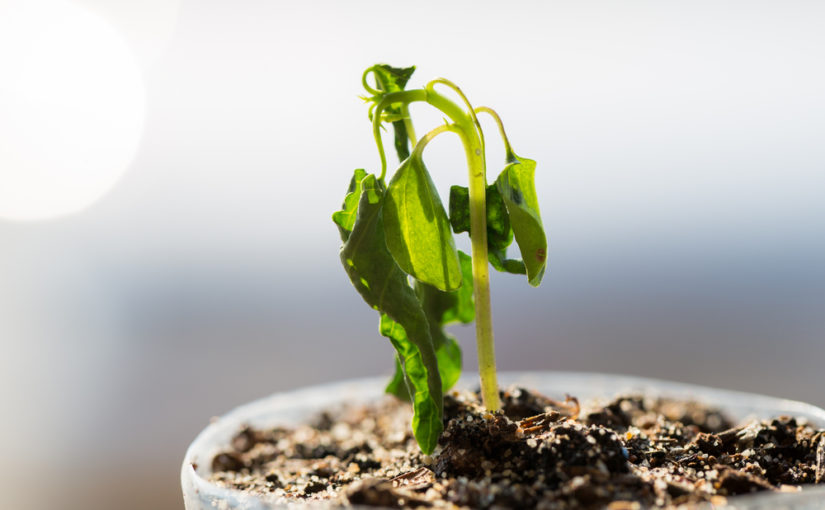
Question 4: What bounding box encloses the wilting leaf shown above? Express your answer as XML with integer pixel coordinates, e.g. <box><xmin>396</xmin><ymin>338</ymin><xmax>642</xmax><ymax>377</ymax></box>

<box><xmin>417</xmin><ymin>251</ymin><xmax>473</xmax><ymax>388</ymax></box>
<box><xmin>339</xmin><ymin>173</ymin><xmax>442</xmax><ymax>453</ymax></box>
<box><xmin>371</xmin><ymin>64</ymin><xmax>415</xmax><ymax>95</ymax></box>
<box><xmin>370</xmin><ymin>64</ymin><xmax>416</xmax><ymax>162</ymax></box>
<box><xmin>386</xmin><ymin>251</ymin><xmax>472</xmax><ymax>400</ymax></box>
<box><xmin>379</xmin><ymin>314</ymin><xmax>442</xmax><ymax>428</ymax></box>
<box><xmin>384</xmin><ymin>156</ymin><xmax>461</xmax><ymax>292</ymax></box>
<box><xmin>378</xmin><ymin>314</ymin><xmax>440</xmax><ymax>448</ymax></box>
<box><xmin>383</xmin><ymin>317</ymin><xmax>461</xmax><ymax>401</ymax></box>
<box><xmin>332</xmin><ymin>168</ymin><xmax>367</xmax><ymax>241</ymax></box>
<box><xmin>495</xmin><ymin>155</ymin><xmax>547</xmax><ymax>286</ymax></box>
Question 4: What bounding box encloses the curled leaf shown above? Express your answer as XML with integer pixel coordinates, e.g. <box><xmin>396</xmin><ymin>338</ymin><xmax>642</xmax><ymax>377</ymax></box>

<box><xmin>370</xmin><ymin>64</ymin><xmax>415</xmax><ymax>95</ymax></box>
<box><xmin>339</xmin><ymin>173</ymin><xmax>443</xmax><ymax>454</ymax></box>
<box><xmin>386</xmin><ymin>251</ymin><xmax>472</xmax><ymax>401</ymax></box>
<box><xmin>332</xmin><ymin>168</ymin><xmax>367</xmax><ymax>241</ymax></box>
<box><xmin>369</xmin><ymin>64</ymin><xmax>416</xmax><ymax>161</ymax></box>
<box><xmin>383</xmin><ymin>317</ymin><xmax>461</xmax><ymax>401</ymax></box>
<box><xmin>495</xmin><ymin>155</ymin><xmax>547</xmax><ymax>286</ymax></box>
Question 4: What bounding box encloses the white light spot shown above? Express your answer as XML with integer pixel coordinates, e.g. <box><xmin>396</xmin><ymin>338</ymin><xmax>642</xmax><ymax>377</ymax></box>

<box><xmin>0</xmin><ymin>0</ymin><xmax>145</xmax><ymax>221</ymax></box>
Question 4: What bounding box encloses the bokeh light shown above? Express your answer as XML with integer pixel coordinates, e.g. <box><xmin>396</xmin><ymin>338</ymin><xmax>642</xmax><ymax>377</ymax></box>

<box><xmin>0</xmin><ymin>0</ymin><xmax>145</xmax><ymax>221</ymax></box>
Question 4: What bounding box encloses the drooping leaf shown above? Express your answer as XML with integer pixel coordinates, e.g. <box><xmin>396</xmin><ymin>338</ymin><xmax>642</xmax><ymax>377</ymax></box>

<box><xmin>385</xmin><ymin>251</ymin><xmax>472</xmax><ymax>401</ymax></box>
<box><xmin>415</xmin><ymin>250</ymin><xmax>472</xmax><ymax>389</ymax></box>
<box><xmin>384</xmin><ymin>156</ymin><xmax>461</xmax><ymax>292</ymax></box>
<box><xmin>370</xmin><ymin>64</ymin><xmax>416</xmax><ymax>162</ymax></box>
<box><xmin>496</xmin><ymin>155</ymin><xmax>547</xmax><ymax>286</ymax></box>
<box><xmin>382</xmin><ymin>316</ymin><xmax>461</xmax><ymax>401</ymax></box>
<box><xmin>378</xmin><ymin>314</ymin><xmax>442</xmax><ymax>448</ymax></box>
<box><xmin>379</xmin><ymin>314</ymin><xmax>433</xmax><ymax>393</ymax></box>
<box><xmin>340</xmin><ymin>173</ymin><xmax>442</xmax><ymax>453</ymax></box>
<box><xmin>449</xmin><ymin>185</ymin><xmax>526</xmax><ymax>275</ymax></box>
<box><xmin>332</xmin><ymin>168</ymin><xmax>367</xmax><ymax>241</ymax></box>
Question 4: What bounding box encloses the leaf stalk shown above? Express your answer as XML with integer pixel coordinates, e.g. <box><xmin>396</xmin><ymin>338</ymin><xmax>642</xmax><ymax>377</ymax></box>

<box><xmin>475</xmin><ymin>106</ymin><xmax>516</xmax><ymax>162</ymax></box>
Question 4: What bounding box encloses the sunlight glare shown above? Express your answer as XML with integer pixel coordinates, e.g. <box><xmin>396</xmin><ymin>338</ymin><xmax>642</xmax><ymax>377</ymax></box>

<box><xmin>0</xmin><ymin>0</ymin><xmax>146</xmax><ymax>221</ymax></box>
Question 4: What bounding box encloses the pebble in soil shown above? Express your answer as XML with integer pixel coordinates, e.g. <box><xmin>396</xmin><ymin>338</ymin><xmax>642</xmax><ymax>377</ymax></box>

<box><xmin>207</xmin><ymin>387</ymin><xmax>825</xmax><ymax>509</ymax></box>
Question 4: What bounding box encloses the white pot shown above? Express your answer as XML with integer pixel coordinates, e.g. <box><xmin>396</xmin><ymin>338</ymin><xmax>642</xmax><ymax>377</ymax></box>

<box><xmin>182</xmin><ymin>372</ymin><xmax>825</xmax><ymax>509</ymax></box>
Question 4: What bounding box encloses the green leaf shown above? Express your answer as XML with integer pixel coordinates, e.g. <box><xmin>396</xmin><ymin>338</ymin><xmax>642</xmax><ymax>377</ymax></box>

<box><xmin>417</xmin><ymin>250</ymin><xmax>475</xmax><ymax>326</ymax></box>
<box><xmin>383</xmin><ymin>156</ymin><xmax>461</xmax><ymax>292</ymax></box>
<box><xmin>391</xmin><ymin>121</ymin><xmax>410</xmax><ymax>162</ymax></box>
<box><xmin>449</xmin><ymin>185</ymin><xmax>525</xmax><ymax>275</ymax></box>
<box><xmin>484</xmin><ymin>184</ymin><xmax>513</xmax><ymax>251</ymax></box>
<box><xmin>496</xmin><ymin>155</ymin><xmax>547</xmax><ymax>286</ymax></box>
<box><xmin>489</xmin><ymin>249</ymin><xmax>527</xmax><ymax>274</ymax></box>
<box><xmin>447</xmin><ymin>186</ymin><xmax>470</xmax><ymax>234</ymax></box>
<box><xmin>416</xmin><ymin>250</ymin><xmax>472</xmax><ymax>389</ymax></box>
<box><xmin>340</xmin><ymin>173</ymin><xmax>442</xmax><ymax>453</ymax></box>
<box><xmin>385</xmin><ymin>354</ymin><xmax>411</xmax><ymax>401</ymax></box>
<box><xmin>448</xmin><ymin>184</ymin><xmax>512</xmax><ymax>250</ymax></box>
<box><xmin>385</xmin><ymin>251</ymin><xmax>472</xmax><ymax>401</ymax></box>
<box><xmin>434</xmin><ymin>336</ymin><xmax>461</xmax><ymax>392</ymax></box>
<box><xmin>382</xmin><ymin>316</ymin><xmax>460</xmax><ymax>399</ymax></box>
<box><xmin>332</xmin><ymin>168</ymin><xmax>367</xmax><ymax>242</ymax></box>
<box><xmin>371</xmin><ymin>64</ymin><xmax>416</xmax><ymax>94</ymax></box>
<box><xmin>378</xmin><ymin>314</ymin><xmax>441</xmax><ymax>450</ymax></box>
<box><xmin>370</xmin><ymin>64</ymin><xmax>416</xmax><ymax>162</ymax></box>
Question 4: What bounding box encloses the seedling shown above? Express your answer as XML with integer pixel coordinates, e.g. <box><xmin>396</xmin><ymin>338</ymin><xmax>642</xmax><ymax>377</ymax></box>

<box><xmin>333</xmin><ymin>64</ymin><xmax>547</xmax><ymax>454</ymax></box>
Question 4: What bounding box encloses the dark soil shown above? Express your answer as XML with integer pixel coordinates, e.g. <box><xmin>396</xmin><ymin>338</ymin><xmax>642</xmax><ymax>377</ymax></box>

<box><xmin>208</xmin><ymin>387</ymin><xmax>825</xmax><ymax>508</ymax></box>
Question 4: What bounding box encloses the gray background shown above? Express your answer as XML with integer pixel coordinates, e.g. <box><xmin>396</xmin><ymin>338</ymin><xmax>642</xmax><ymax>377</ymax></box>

<box><xmin>1</xmin><ymin>1</ymin><xmax>823</xmax><ymax>509</ymax></box>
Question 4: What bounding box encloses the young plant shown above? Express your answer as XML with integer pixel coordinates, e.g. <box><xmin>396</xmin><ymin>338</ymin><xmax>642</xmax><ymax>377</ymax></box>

<box><xmin>333</xmin><ymin>64</ymin><xmax>547</xmax><ymax>454</ymax></box>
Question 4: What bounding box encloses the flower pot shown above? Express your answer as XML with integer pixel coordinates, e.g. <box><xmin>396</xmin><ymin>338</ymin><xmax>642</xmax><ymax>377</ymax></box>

<box><xmin>181</xmin><ymin>371</ymin><xmax>825</xmax><ymax>509</ymax></box>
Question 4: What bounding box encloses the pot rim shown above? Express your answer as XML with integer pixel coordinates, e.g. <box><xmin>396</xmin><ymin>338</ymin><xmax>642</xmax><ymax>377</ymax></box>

<box><xmin>182</xmin><ymin>371</ymin><xmax>825</xmax><ymax>510</ymax></box>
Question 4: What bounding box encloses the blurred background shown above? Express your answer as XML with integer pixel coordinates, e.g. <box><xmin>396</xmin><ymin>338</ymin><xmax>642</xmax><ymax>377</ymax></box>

<box><xmin>1</xmin><ymin>0</ymin><xmax>823</xmax><ymax>509</ymax></box>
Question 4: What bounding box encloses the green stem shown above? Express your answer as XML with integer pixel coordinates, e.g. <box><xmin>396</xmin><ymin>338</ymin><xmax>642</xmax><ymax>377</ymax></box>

<box><xmin>401</xmin><ymin>103</ymin><xmax>417</xmax><ymax>148</ymax></box>
<box><xmin>428</xmin><ymin>79</ymin><xmax>485</xmax><ymax>150</ymax></box>
<box><xmin>372</xmin><ymin>90</ymin><xmax>427</xmax><ymax>182</ymax></box>
<box><xmin>361</xmin><ymin>67</ymin><xmax>381</xmax><ymax>96</ymax></box>
<box><xmin>370</xmin><ymin>84</ymin><xmax>501</xmax><ymax>412</ymax></box>
<box><xmin>424</xmin><ymin>84</ymin><xmax>500</xmax><ymax>412</ymax></box>
<box><xmin>411</xmin><ymin>123</ymin><xmax>460</xmax><ymax>158</ymax></box>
